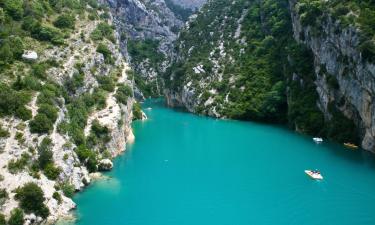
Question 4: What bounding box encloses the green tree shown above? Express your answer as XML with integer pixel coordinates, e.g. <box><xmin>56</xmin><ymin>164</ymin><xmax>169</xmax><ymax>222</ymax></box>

<box><xmin>4</xmin><ymin>0</ymin><xmax>24</xmax><ymax>20</ymax></box>
<box><xmin>29</xmin><ymin>114</ymin><xmax>54</xmax><ymax>134</ymax></box>
<box><xmin>38</xmin><ymin>137</ymin><xmax>53</xmax><ymax>169</ymax></box>
<box><xmin>54</xmin><ymin>14</ymin><xmax>75</xmax><ymax>29</ymax></box>
<box><xmin>8</xmin><ymin>208</ymin><xmax>24</xmax><ymax>225</ymax></box>
<box><xmin>15</xmin><ymin>183</ymin><xmax>50</xmax><ymax>218</ymax></box>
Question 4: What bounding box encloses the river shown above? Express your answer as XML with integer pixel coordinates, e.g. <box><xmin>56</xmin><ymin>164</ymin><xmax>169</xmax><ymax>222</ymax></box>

<box><xmin>69</xmin><ymin>98</ymin><xmax>375</xmax><ymax>225</ymax></box>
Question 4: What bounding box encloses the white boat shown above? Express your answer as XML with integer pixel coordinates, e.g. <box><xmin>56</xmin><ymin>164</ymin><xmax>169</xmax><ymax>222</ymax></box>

<box><xmin>305</xmin><ymin>170</ymin><xmax>323</xmax><ymax>180</ymax></box>
<box><xmin>313</xmin><ymin>137</ymin><xmax>323</xmax><ymax>143</ymax></box>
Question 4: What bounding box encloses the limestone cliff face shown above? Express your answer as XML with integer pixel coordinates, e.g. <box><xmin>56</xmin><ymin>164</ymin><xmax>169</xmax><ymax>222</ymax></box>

<box><xmin>106</xmin><ymin>0</ymin><xmax>184</xmax><ymax>97</ymax></box>
<box><xmin>289</xmin><ymin>0</ymin><xmax>375</xmax><ymax>151</ymax></box>
<box><xmin>0</xmin><ymin>9</ymin><xmax>135</xmax><ymax>224</ymax></box>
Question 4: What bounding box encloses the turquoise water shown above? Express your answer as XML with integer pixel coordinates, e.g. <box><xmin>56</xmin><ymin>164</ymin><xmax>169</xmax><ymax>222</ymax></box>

<box><xmin>71</xmin><ymin>99</ymin><xmax>375</xmax><ymax>225</ymax></box>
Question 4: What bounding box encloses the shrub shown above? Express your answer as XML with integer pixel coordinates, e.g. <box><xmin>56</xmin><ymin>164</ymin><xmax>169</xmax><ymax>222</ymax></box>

<box><xmin>60</xmin><ymin>182</ymin><xmax>75</xmax><ymax>198</ymax></box>
<box><xmin>0</xmin><ymin>213</ymin><xmax>5</xmax><ymax>225</ymax></box>
<box><xmin>0</xmin><ymin>188</ymin><xmax>8</xmax><ymax>206</ymax></box>
<box><xmin>32</xmin><ymin>63</ymin><xmax>48</xmax><ymax>79</ymax></box>
<box><xmin>38</xmin><ymin>104</ymin><xmax>58</xmax><ymax>123</ymax></box>
<box><xmin>115</xmin><ymin>84</ymin><xmax>132</xmax><ymax>104</ymax></box>
<box><xmin>53</xmin><ymin>14</ymin><xmax>75</xmax><ymax>29</ymax></box>
<box><xmin>29</xmin><ymin>114</ymin><xmax>54</xmax><ymax>134</ymax></box>
<box><xmin>43</xmin><ymin>163</ymin><xmax>61</xmax><ymax>180</ymax></box>
<box><xmin>52</xmin><ymin>192</ymin><xmax>62</xmax><ymax>204</ymax></box>
<box><xmin>96</xmin><ymin>44</ymin><xmax>114</xmax><ymax>64</ymax></box>
<box><xmin>15</xmin><ymin>106</ymin><xmax>32</xmax><ymax>121</ymax></box>
<box><xmin>132</xmin><ymin>102</ymin><xmax>143</xmax><ymax>120</ymax></box>
<box><xmin>0</xmin><ymin>84</ymin><xmax>32</xmax><ymax>120</ymax></box>
<box><xmin>4</xmin><ymin>0</ymin><xmax>24</xmax><ymax>20</ymax></box>
<box><xmin>15</xmin><ymin>183</ymin><xmax>50</xmax><ymax>218</ymax></box>
<box><xmin>90</xmin><ymin>22</ymin><xmax>113</xmax><ymax>41</ymax></box>
<box><xmin>38</xmin><ymin>137</ymin><xmax>53</xmax><ymax>169</ymax></box>
<box><xmin>97</xmin><ymin>75</ymin><xmax>115</xmax><ymax>92</ymax></box>
<box><xmin>75</xmin><ymin>145</ymin><xmax>98</xmax><ymax>172</ymax></box>
<box><xmin>0</xmin><ymin>126</ymin><xmax>9</xmax><ymax>138</ymax></box>
<box><xmin>7</xmin><ymin>153</ymin><xmax>30</xmax><ymax>174</ymax></box>
<box><xmin>8</xmin><ymin>208</ymin><xmax>24</xmax><ymax>225</ymax></box>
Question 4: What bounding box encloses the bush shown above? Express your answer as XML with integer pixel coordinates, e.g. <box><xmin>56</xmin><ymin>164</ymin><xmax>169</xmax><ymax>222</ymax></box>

<box><xmin>0</xmin><ymin>213</ymin><xmax>5</xmax><ymax>225</ymax></box>
<box><xmin>60</xmin><ymin>182</ymin><xmax>75</xmax><ymax>198</ymax></box>
<box><xmin>4</xmin><ymin>0</ymin><xmax>24</xmax><ymax>20</ymax></box>
<box><xmin>15</xmin><ymin>183</ymin><xmax>50</xmax><ymax>218</ymax></box>
<box><xmin>7</xmin><ymin>153</ymin><xmax>30</xmax><ymax>174</ymax></box>
<box><xmin>53</xmin><ymin>14</ymin><xmax>75</xmax><ymax>29</ymax></box>
<box><xmin>38</xmin><ymin>137</ymin><xmax>53</xmax><ymax>169</ymax></box>
<box><xmin>75</xmin><ymin>145</ymin><xmax>98</xmax><ymax>172</ymax></box>
<box><xmin>43</xmin><ymin>163</ymin><xmax>61</xmax><ymax>180</ymax></box>
<box><xmin>15</xmin><ymin>106</ymin><xmax>32</xmax><ymax>121</ymax></box>
<box><xmin>97</xmin><ymin>75</ymin><xmax>115</xmax><ymax>92</ymax></box>
<box><xmin>96</xmin><ymin>44</ymin><xmax>114</xmax><ymax>64</ymax></box>
<box><xmin>38</xmin><ymin>104</ymin><xmax>58</xmax><ymax>123</ymax></box>
<box><xmin>90</xmin><ymin>22</ymin><xmax>113</xmax><ymax>41</ymax></box>
<box><xmin>8</xmin><ymin>208</ymin><xmax>24</xmax><ymax>225</ymax></box>
<box><xmin>0</xmin><ymin>84</ymin><xmax>32</xmax><ymax>120</ymax></box>
<box><xmin>132</xmin><ymin>102</ymin><xmax>143</xmax><ymax>120</ymax></box>
<box><xmin>52</xmin><ymin>192</ymin><xmax>62</xmax><ymax>204</ymax></box>
<box><xmin>29</xmin><ymin>114</ymin><xmax>54</xmax><ymax>134</ymax></box>
<box><xmin>0</xmin><ymin>126</ymin><xmax>10</xmax><ymax>138</ymax></box>
<box><xmin>0</xmin><ymin>188</ymin><xmax>8</xmax><ymax>206</ymax></box>
<box><xmin>115</xmin><ymin>84</ymin><xmax>132</xmax><ymax>104</ymax></box>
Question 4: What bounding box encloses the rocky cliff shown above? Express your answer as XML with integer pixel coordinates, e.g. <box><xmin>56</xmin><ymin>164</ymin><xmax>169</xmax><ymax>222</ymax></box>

<box><xmin>106</xmin><ymin>0</ymin><xmax>185</xmax><ymax>97</ymax></box>
<box><xmin>164</xmin><ymin>0</ymin><xmax>375</xmax><ymax>152</ymax></box>
<box><xmin>0</xmin><ymin>2</ymin><xmax>137</xmax><ymax>223</ymax></box>
<box><xmin>289</xmin><ymin>0</ymin><xmax>375</xmax><ymax>151</ymax></box>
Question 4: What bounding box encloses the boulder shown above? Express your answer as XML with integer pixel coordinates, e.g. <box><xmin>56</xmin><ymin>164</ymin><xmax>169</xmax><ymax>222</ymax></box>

<box><xmin>98</xmin><ymin>159</ymin><xmax>113</xmax><ymax>171</ymax></box>
<box><xmin>22</xmin><ymin>51</ymin><xmax>38</xmax><ymax>61</ymax></box>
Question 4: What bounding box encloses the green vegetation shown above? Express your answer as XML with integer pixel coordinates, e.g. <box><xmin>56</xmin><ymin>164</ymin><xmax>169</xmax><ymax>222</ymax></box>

<box><xmin>37</xmin><ymin>137</ymin><xmax>61</xmax><ymax>180</ymax></box>
<box><xmin>115</xmin><ymin>84</ymin><xmax>132</xmax><ymax>104</ymax></box>
<box><xmin>0</xmin><ymin>84</ymin><xmax>32</xmax><ymax>120</ymax></box>
<box><xmin>97</xmin><ymin>43</ymin><xmax>114</xmax><ymax>64</ymax></box>
<box><xmin>90</xmin><ymin>22</ymin><xmax>114</xmax><ymax>42</ymax></box>
<box><xmin>128</xmin><ymin>39</ymin><xmax>164</xmax><ymax>68</ymax></box>
<box><xmin>15</xmin><ymin>182</ymin><xmax>49</xmax><ymax>218</ymax></box>
<box><xmin>53</xmin><ymin>191</ymin><xmax>62</xmax><ymax>204</ymax></box>
<box><xmin>54</xmin><ymin>14</ymin><xmax>76</xmax><ymax>29</ymax></box>
<box><xmin>133</xmin><ymin>102</ymin><xmax>143</xmax><ymax>120</ymax></box>
<box><xmin>59</xmin><ymin>182</ymin><xmax>75</xmax><ymax>198</ymax></box>
<box><xmin>7</xmin><ymin>153</ymin><xmax>31</xmax><ymax>174</ymax></box>
<box><xmin>294</xmin><ymin>0</ymin><xmax>375</xmax><ymax>63</ymax></box>
<box><xmin>8</xmin><ymin>208</ymin><xmax>24</xmax><ymax>225</ymax></box>
<box><xmin>0</xmin><ymin>213</ymin><xmax>5</xmax><ymax>225</ymax></box>
<box><xmin>164</xmin><ymin>0</ymin><xmax>193</xmax><ymax>21</ymax></box>
<box><xmin>0</xmin><ymin>188</ymin><xmax>8</xmax><ymax>206</ymax></box>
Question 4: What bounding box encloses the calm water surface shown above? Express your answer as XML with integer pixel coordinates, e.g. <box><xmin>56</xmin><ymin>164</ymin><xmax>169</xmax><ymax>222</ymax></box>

<box><xmin>69</xmin><ymin>99</ymin><xmax>375</xmax><ymax>225</ymax></box>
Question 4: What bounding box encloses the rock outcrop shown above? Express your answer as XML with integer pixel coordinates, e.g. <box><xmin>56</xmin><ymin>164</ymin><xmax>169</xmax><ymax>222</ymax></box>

<box><xmin>0</xmin><ymin>6</ymin><xmax>137</xmax><ymax>224</ymax></box>
<box><xmin>289</xmin><ymin>0</ymin><xmax>375</xmax><ymax>151</ymax></box>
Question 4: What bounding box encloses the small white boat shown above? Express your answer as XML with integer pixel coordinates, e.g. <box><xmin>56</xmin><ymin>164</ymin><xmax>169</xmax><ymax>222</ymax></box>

<box><xmin>305</xmin><ymin>170</ymin><xmax>323</xmax><ymax>180</ymax></box>
<box><xmin>146</xmin><ymin>107</ymin><xmax>152</xmax><ymax>110</ymax></box>
<box><xmin>313</xmin><ymin>137</ymin><xmax>323</xmax><ymax>143</ymax></box>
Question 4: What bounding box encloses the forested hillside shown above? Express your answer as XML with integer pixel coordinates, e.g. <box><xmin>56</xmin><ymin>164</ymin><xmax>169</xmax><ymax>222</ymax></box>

<box><xmin>164</xmin><ymin>0</ymin><xmax>375</xmax><ymax>151</ymax></box>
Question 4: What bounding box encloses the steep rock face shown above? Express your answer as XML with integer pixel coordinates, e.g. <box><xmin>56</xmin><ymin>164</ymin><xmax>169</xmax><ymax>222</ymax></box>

<box><xmin>165</xmin><ymin>0</ymin><xmax>375</xmax><ymax>151</ymax></box>
<box><xmin>170</xmin><ymin>0</ymin><xmax>206</xmax><ymax>9</ymax></box>
<box><xmin>106</xmin><ymin>0</ymin><xmax>185</xmax><ymax>97</ymax></box>
<box><xmin>289</xmin><ymin>0</ymin><xmax>375</xmax><ymax>151</ymax></box>
<box><xmin>0</xmin><ymin>6</ymin><xmax>136</xmax><ymax>224</ymax></box>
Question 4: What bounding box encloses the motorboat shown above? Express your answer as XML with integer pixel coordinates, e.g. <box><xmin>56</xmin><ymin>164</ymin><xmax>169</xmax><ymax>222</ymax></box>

<box><xmin>313</xmin><ymin>137</ymin><xmax>323</xmax><ymax>143</ymax></box>
<box><xmin>305</xmin><ymin>170</ymin><xmax>323</xmax><ymax>180</ymax></box>
<box><xmin>344</xmin><ymin>143</ymin><xmax>358</xmax><ymax>149</ymax></box>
